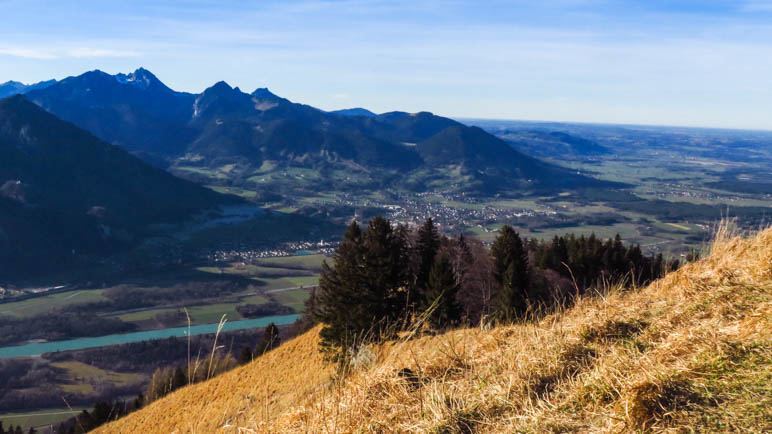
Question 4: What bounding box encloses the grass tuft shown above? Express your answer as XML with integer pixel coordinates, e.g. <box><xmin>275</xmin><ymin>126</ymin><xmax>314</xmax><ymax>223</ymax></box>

<box><xmin>626</xmin><ymin>377</ymin><xmax>706</xmax><ymax>429</ymax></box>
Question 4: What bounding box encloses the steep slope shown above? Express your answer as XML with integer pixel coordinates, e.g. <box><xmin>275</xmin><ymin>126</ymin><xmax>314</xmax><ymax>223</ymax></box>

<box><xmin>23</xmin><ymin>68</ymin><xmax>614</xmax><ymax>193</ymax></box>
<box><xmin>101</xmin><ymin>226</ymin><xmax>771</xmax><ymax>433</ymax></box>
<box><xmin>98</xmin><ymin>325</ymin><xmax>334</xmax><ymax>433</ymax></box>
<box><xmin>0</xmin><ymin>96</ymin><xmax>237</xmax><ymax>277</ymax></box>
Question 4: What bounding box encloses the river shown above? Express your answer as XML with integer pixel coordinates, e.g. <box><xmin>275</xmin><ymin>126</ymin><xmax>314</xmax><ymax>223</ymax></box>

<box><xmin>0</xmin><ymin>314</ymin><xmax>300</xmax><ymax>359</ymax></box>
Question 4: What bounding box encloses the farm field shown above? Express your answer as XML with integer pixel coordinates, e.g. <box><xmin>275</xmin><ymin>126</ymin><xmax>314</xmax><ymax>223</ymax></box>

<box><xmin>0</xmin><ymin>407</ymin><xmax>87</xmax><ymax>430</ymax></box>
<box><xmin>0</xmin><ymin>289</ymin><xmax>107</xmax><ymax>318</ymax></box>
<box><xmin>103</xmin><ymin>254</ymin><xmax>324</xmax><ymax>329</ymax></box>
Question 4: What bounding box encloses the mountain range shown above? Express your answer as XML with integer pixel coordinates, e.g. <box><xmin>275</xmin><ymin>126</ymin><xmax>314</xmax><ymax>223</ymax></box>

<box><xmin>0</xmin><ymin>67</ymin><xmax>626</xmax><ymax>277</ymax></box>
<box><xmin>0</xmin><ymin>96</ymin><xmax>236</xmax><ymax>278</ymax></box>
<box><xmin>0</xmin><ymin>79</ymin><xmax>57</xmax><ymax>99</ymax></box>
<box><xmin>22</xmin><ymin>68</ymin><xmax>614</xmax><ymax>194</ymax></box>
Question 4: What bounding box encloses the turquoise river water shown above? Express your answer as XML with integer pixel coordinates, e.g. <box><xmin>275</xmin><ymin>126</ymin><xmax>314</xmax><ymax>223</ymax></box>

<box><xmin>0</xmin><ymin>314</ymin><xmax>300</xmax><ymax>358</ymax></box>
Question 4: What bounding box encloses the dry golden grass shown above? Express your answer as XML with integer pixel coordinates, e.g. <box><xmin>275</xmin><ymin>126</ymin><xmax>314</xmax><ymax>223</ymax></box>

<box><xmin>101</xmin><ymin>225</ymin><xmax>771</xmax><ymax>433</ymax></box>
<box><xmin>96</xmin><ymin>324</ymin><xmax>333</xmax><ymax>433</ymax></box>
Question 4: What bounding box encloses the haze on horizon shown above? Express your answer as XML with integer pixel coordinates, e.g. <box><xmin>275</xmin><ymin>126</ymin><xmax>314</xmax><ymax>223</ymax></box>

<box><xmin>1</xmin><ymin>0</ymin><xmax>772</xmax><ymax>131</ymax></box>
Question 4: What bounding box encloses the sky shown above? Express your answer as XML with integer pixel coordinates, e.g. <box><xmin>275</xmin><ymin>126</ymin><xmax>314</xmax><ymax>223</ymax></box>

<box><xmin>1</xmin><ymin>0</ymin><xmax>771</xmax><ymax>130</ymax></box>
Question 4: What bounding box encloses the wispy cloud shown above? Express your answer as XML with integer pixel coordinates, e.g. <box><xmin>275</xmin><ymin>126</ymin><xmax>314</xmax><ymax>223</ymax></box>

<box><xmin>0</xmin><ymin>0</ymin><xmax>771</xmax><ymax>129</ymax></box>
<box><xmin>67</xmin><ymin>47</ymin><xmax>140</xmax><ymax>58</ymax></box>
<box><xmin>0</xmin><ymin>45</ymin><xmax>140</xmax><ymax>59</ymax></box>
<box><xmin>0</xmin><ymin>47</ymin><xmax>58</xmax><ymax>60</ymax></box>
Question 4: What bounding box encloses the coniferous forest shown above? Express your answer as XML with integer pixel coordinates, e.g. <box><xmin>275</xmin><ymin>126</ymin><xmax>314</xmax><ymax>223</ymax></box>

<box><xmin>307</xmin><ymin>217</ymin><xmax>679</xmax><ymax>356</ymax></box>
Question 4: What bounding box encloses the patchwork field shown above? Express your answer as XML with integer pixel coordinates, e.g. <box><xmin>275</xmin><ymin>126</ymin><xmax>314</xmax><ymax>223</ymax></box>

<box><xmin>0</xmin><ymin>289</ymin><xmax>107</xmax><ymax>318</ymax></box>
<box><xmin>101</xmin><ymin>254</ymin><xmax>324</xmax><ymax>329</ymax></box>
<box><xmin>0</xmin><ymin>408</ymin><xmax>87</xmax><ymax>430</ymax></box>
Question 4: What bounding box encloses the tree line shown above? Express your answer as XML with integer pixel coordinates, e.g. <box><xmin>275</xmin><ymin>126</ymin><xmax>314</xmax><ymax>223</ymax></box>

<box><xmin>0</xmin><ymin>422</ymin><xmax>35</xmax><ymax>434</ymax></box>
<box><xmin>306</xmin><ymin>217</ymin><xmax>681</xmax><ymax>357</ymax></box>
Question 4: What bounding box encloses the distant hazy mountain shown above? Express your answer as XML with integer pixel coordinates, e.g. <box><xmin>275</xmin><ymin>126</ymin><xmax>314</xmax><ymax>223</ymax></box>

<box><xmin>0</xmin><ymin>95</ymin><xmax>237</xmax><ymax>276</ymax></box>
<box><xmin>330</xmin><ymin>107</ymin><xmax>377</xmax><ymax>118</ymax></box>
<box><xmin>465</xmin><ymin>120</ymin><xmax>612</xmax><ymax>158</ymax></box>
<box><xmin>24</xmin><ymin>68</ymin><xmax>613</xmax><ymax>194</ymax></box>
<box><xmin>0</xmin><ymin>82</ymin><xmax>26</xmax><ymax>99</ymax></box>
<box><xmin>502</xmin><ymin>130</ymin><xmax>611</xmax><ymax>157</ymax></box>
<box><xmin>0</xmin><ymin>79</ymin><xmax>56</xmax><ymax>99</ymax></box>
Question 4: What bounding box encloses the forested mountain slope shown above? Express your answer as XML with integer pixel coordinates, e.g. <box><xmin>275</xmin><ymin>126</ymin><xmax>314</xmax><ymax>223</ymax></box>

<box><xmin>0</xmin><ymin>95</ymin><xmax>237</xmax><ymax>277</ymax></box>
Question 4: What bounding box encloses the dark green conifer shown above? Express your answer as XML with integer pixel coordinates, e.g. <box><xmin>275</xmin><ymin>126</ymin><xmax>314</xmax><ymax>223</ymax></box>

<box><xmin>171</xmin><ymin>366</ymin><xmax>186</xmax><ymax>390</ymax></box>
<box><xmin>491</xmin><ymin>225</ymin><xmax>530</xmax><ymax>320</ymax></box>
<box><xmin>133</xmin><ymin>393</ymin><xmax>144</xmax><ymax>410</ymax></box>
<box><xmin>238</xmin><ymin>346</ymin><xmax>253</xmax><ymax>364</ymax></box>
<box><xmin>414</xmin><ymin>218</ymin><xmax>441</xmax><ymax>301</ymax></box>
<box><xmin>314</xmin><ymin>217</ymin><xmax>412</xmax><ymax>355</ymax></box>
<box><xmin>257</xmin><ymin>322</ymin><xmax>281</xmax><ymax>354</ymax></box>
<box><xmin>361</xmin><ymin>216</ymin><xmax>409</xmax><ymax>328</ymax></box>
<box><xmin>424</xmin><ymin>252</ymin><xmax>461</xmax><ymax>328</ymax></box>
<box><xmin>314</xmin><ymin>220</ymin><xmax>367</xmax><ymax>354</ymax></box>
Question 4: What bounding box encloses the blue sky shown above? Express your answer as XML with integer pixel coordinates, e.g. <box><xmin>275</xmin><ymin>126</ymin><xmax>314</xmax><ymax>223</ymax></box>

<box><xmin>1</xmin><ymin>0</ymin><xmax>771</xmax><ymax>130</ymax></box>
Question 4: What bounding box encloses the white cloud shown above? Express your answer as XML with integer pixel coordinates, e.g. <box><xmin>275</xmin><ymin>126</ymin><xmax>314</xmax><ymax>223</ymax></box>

<box><xmin>66</xmin><ymin>47</ymin><xmax>140</xmax><ymax>58</ymax></box>
<box><xmin>0</xmin><ymin>45</ymin><xmax>140</xmax><ymax>60</ymax></box>
<box><xmin>0</xmin><ymin>47</ymin><xmax>58</xmax><ymax>60</ymax></box>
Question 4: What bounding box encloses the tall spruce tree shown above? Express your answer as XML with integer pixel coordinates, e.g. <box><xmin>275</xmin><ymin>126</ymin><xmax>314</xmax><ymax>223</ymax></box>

<box><xmin>314</xmin><ymin>217</ymin><xmax>412</xmax><ymax>356</ymax></box>
<box><xmin>415</xmin><ymin>218</ymin><xmax>441</xmax><ymax>298</ymax></box>
<box><xmin>314</xmin><ymin>220</ymin><xmax>366</xmax><ymax>354</ymax></box>
<box><xmin>361</xmin><ymin>217</ymin><xmax>409</xmax><ymax>329</ymax></box>
<box><xmin>424</xmin><ymin>252</ymin><xmax>461</xmax><ymax>328</ymax></box>
<box><xmin>491</xmin><ymin>225</ymin><xmax>530</xmax><ymax>320</ymax></box>
<box><xmin>457</xmin><ymin>234</ymin><xmax>474</xmax><ymax>266</ymax></box>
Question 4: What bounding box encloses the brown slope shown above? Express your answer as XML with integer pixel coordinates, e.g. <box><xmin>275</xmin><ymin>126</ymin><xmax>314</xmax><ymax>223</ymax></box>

<box><xmin>97</xmin><ymin>325</ymin><xmax>332</xmax><ymax>433</ymax></box>
<box><xmin>102</xmin><ymin>226</ymin><xmax>771</xmax><ymax>433</ymax></box>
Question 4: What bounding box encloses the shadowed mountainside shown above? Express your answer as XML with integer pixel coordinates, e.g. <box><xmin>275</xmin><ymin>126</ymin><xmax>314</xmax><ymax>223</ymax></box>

<box><xmin>0</xmin><ymin>95</ymin><xmax>238</xmax><ymax>277</ymax></box>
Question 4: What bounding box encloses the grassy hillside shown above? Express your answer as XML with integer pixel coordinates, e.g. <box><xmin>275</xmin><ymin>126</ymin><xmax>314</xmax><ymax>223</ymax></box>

<box><xmin>100</xmin><ymin>226</ymin><xmax>771</xmax><ymax>433</ymax></box>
